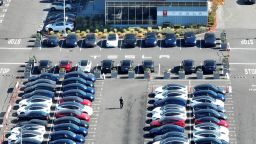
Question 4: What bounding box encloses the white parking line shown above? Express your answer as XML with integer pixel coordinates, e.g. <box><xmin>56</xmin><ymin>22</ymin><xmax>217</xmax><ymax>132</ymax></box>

<box><xmin>0</xmin><ymin>47</ymin><xmax>32</xmax><ymax>50</ymax></box>
<box><xmin>230</xmin><ymin>62</ymin><xmax>256</xmax><ymax>65</ymax></box>
<box><xmin>0</xmin><ymin>62</ymin><xmax>25</xmax><ymax>65</ymax></box>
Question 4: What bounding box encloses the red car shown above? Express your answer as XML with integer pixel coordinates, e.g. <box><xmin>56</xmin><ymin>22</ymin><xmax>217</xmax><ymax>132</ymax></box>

<box><xmin>150</xmin><ymin>117</ymin><xmax>185</xmax><ymax>127</ymax></box>
<box><xmin>59</xmin><ymin>96</ymin><xmax>92</xmax><ymax>107</ymax></box>
<box><xmin>59</xmin><ymin>60</ymin><xmax>72</xmax><ymax>72</ymax></box>
<box><xmin>56</xmin><ymin>109</ymin><xmax>90</xmax><ymax>122</ymax></box>
<box><xmin>195</xmin><ymin>117</ymin><xmax>229</xmax><ymax>128</ymax></box>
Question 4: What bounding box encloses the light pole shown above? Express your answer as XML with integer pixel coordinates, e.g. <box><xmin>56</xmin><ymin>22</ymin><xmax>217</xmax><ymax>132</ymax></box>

<box><xmin>63</xmin><ymin>0</ymin><xmax>67</xmax><ymax>36</ymax></box>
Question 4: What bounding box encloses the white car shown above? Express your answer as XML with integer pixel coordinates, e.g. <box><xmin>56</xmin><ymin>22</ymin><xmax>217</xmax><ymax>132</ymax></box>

<box><xmin>45</xmin><ymin>22</ymin><xmax>74</xmax><ymax>32</ymax></box>
<box><xmin>56</xmin><ymin>102</ymin><xmax>93</xmax><ymax>116</ymax></box>
<box><xmin>152</xmin><ymin>104</ymin><xmax>186</xmax><ymax>114</ymax></box>
<box><xmin>106</xmin><ymin>33</ymin><xmax>119</xmax><ymax>47</ymax></box>
<box><xmin>19</xmin><ymin>96</ymin><xmax>52</xmax><ymax>107</ymax></box>
<box><xmin>77</xmin><ymin>60</ymin><xmax>92</xmax><ymax>73</ymax></box>
<box><xmin>10</xmin><ymin>124</ymin><xmax>46</xmax><ymax>136</ymax></box>
<box><xmin>8</xmin><ymin>131</ymin><xmax>43</xmax><ymax>144</ymax></box>
<box><xmin>154</xmin><ymin>84</ymin><xmax>188</xmax><ymax>95</ymax></box>
<box><xmin>17</xmin><ymin>105</ymin><xmax>51</xmax><ymax>116</ymax></box>
<box><xmin>189</xmin><ymin>96</ymin><xmax>225</xmax><ymax>108</ymax></box>
<box><xmin>153</xmin><ymin>137</ymin><xmax>189</xmax><ymax>144</ymax></box>
<box><xmin>51</xmin><ymin>2</ymin><xmax>71</xmax><ymax>11</ymax></box>
<box><xmin>154</xmin><ymin>91</ymin><xmax>188</xmax><ymax>101</ymax></box>
<box><xmin>194</xmin><ymin>122</ymin><xmax>229</xmax><ymax>135</ymax></box>
<box><xmin>152</xmin><ymin>110</ymin><xmax>187</xmax><ymax>121</ymax></box>
<box><xmin>193</xmin><ymin>130</ymin><xmax>229</xmax><ymax>143</ymax></box>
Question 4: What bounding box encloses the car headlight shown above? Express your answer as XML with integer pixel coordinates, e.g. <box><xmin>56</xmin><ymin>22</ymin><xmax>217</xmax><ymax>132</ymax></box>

<box><xmin>74</xmin><ymin>42</ymin><xmax>77</xmax><ymax>45</ymax></box>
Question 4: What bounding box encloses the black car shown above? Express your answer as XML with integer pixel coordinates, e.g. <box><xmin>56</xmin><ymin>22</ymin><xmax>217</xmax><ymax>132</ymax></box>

<box><xmin>0</xmin><ymin>0</ymin><xmax>3</xmax><ymax>6</ymax></box>
<box><xmin>164</xmin><ymin>33</ymin><xmax>177</xmax><ymax>47</ymax></box>
<box><xmin>83</xmin><ymin>33</ymin><xmax>97</xmax><ymax>47</ymax></box>
<box><xmin>144</xmin><ymin>32</ymin><xmax>157</xmax><ymax>47</ymax></box>
<box><xmin>184</xmin><ymin>32</ymin><xmax>196</xmax><ymax>46</ymax></box>
<box><xmin>18</xmin><ymin>111</ymin><xmax>49</xmax><ymax>120</ymax></box>
<box><xmin>120</xmin><ymin>59</ymin><xmax>134</xmax><ymax>73</ymax></box>
<box><xmin>43</xmin><ymin>35</ymin><xmax>59</xmax><ymax>47</ymax></box>
<box><xmin>65</xmin><ymin>33</ymin><xmax>78</xmax><ymax>47</ymax></box>
<box><xmin>19</xmin><ymin>119</ymin><xmax>48</xmax><ymax>127</ymax></box>
<box><xmin>123</xmin><ymin>33</ymin><xmax>137</xmax><ymax>48</ymax></box>
<box><xmin>182</xmin><ymin>59</ymin><xmax>196</xmax><ymax>74</ymax></box>
<box><xmin>101</xmin><ymin>59</ymin><xmax>114</xmax><ymax>73</ymax></box>
<box><xmin>142</xmin><ymin>60</ymin><xmax>154</xmax><ymax>72</ymax></box>
<box><xmin>38</xmin><ymin>60</ymin><xmax>53</xmax><ymax>72</ymax></box>
<box><xmin>202</xmin><ymin>59</ymin><xmax>217</xmax><ymax>74</ymax></box>
<box><xmin>54</xmin><ymin>116</ymin><xmax>89</xmax><ymax>128</ymax></box>
<box><xmin>204</xmin><ymin>32</ymin><xmax>216</xmax><ymax>47</ymax></box>
<box><xmin>244</xmin><ymin>0</ymin><xmax>255</xmax><ymax>4</ymax></box>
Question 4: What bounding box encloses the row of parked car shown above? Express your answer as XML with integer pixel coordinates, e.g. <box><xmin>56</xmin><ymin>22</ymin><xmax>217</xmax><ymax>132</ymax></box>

<box><xmin>190</xmin><ymin>84</ymin><xmax>229</xmax><ymax>144</ymax></box>
<box><xmin>7</xmin><ymin>71</ymin><xmax>96</xmax><ymax>144</ymax></box>
<box><xmin>48</xmin><ymin>71</ymin><xmax>96</xmax><ymax>144</ymax></box>
<box><xmin>7</xmin><ymin>73</ymin><xmax>60</xmax><ymax>144</ymax></box>
<box><xmin>145</xmin><ymin>83</ymin><xmax>229</xmax><ymax>144</ymax></box>
<box><xmin>42</xmin><ymin>32</ymin><xmax>217</xmax><ymax>48</ymax></box>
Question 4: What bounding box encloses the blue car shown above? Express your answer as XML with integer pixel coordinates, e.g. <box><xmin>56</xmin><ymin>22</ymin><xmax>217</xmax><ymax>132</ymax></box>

<box><xmin>28</xmin><ymin>73</ymin><xmax>59</xmax><ymax>82</ymax></box>
<box><xmin>194</xmin><ymin>109</ymin><xmax>227</xmax><ymax>120</ymax></box>
<box><xmin>64</xmin><ymin>71</ymin><xmax>96</xmax><ymax>82</ymax></box>
<box><xmin>144</xmin><ymin>32</ymin><xmax>157</xmax><ymax>47</ymax></box>
<box><xmin>153</xmin><ymin>97</ymin><xmax>187</xmax><ymax>107</ymax></box>
<box><xmin>50</xmin><ymin>130</ymin><xmax>85</xmax><ymax>142</ymax></box>
<box><xmin>193</xmin><ymin>90</ymin><xmax>225</xmax><ymax>102</ymax></box>
<box><xmin>65</xmin><ymin>33</ymin><xmax>78</xmax><ymax>48</ymax></box>
<box><xmin>24</xmin><ymin>83</ymin><xmax>56</xmax><ymax>93</ymax></box>
<box><xmin>63</xmin><ymin>83</ymin><xmax>95</xmax><ymax>94</ymax></box>
<box><xmin>194</xmin><ymin>84</ymin><xmax>225</xmax><ymax>94</ymax></box>
<box><xmin>62</xmin><ymin>89</ymin><xmax>95</xmax><ymax>101</ymax></box>
<box><xmin>22</xmin><ymin>89</ymin><xmax>55</xmax><ymax>99</ymax></box>
<box><xmin>149</xmin><ymin>124</ymin><xmax>184</xmax><ymax>136</ymax></box>
<box><xmin>54</xmin><ymin>116</ymin><xmax>89</xmax><ymax>128</ymax></box>
<box><xmin>193</xmin><ymin>103</ymin><xmax>225</xmax><ymax>113</ymax></box>
<box><xmin>62</xmin><ymin>77</ymin><xmax>94</xmax><ymax>87</ymax></box>
<box><xmin>184</xmin><ymin>32</ymin><xmax>196</xmax><ymax>46</ymax></box>
<box><xmin>44</xmin><ymin>35</ymin><xmax>59</xmax><ymax>47</ymax></box>
<box><xmin>155</xmin><ymin>137</ymin><xmax>188</xmax><ymax>143</ymax></box>
<box><xmin>164</xmin><ymin>33</ymin><xmax>177</xmax><ymax>47</ymax></box>
<box><xmin>53</xmin><ymin>123</ymin><xmax>88</xmax><ymax>136</ymax></box>
<box><xmin>49</xmin><ymin>139</ymin><xmax>81</xmax><ymax>144</ymax></box>
<box><xmin>24</xmin><ymin>79</ymin><xmax>56</xmax><ymax>87</ymax></box>
<box><xmin>153</xmin><ymin>131</ymin><xmax>187</xmax><ymax>142</ymax></box>
<box><xmin>202</xmin><ymin>59</ymin><xmax>217</xmax><ymax>74</ymax></box>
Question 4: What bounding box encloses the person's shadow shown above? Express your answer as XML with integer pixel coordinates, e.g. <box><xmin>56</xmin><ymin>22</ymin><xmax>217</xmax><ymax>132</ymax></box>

<box><xmin>105</xmin><ymin>107</ymin><xmax>121</xmax><ymax>110</ymax></box>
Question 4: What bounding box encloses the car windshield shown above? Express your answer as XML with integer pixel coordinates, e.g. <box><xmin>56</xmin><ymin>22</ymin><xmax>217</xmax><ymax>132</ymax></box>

<box><xmin>102</xmin><ymin>61</ymin><xmax>112</xmax><ymax>67</ymax></box>
<box><xmin>60</xmin><ymin>61</ymin><xmax>68</xmax><ymax>65</ymax></box>
<box><xmin>125</xmin><ymin>34</ymin><xmax>136</xmax><ymax>40</ymax></box>
<box><xmin>166</xmin><ymin>34</ymin><xmax>175</xmax><ymax>39</ymax></box>
<box><xmin>205</xmin><ymin>33</ymin><xmax>215</xmax><ymax>39</ymax></box>
<box><xmin>39</xmin><ymin>60</ymin><xmax>49</xmax><ymax>67</ymax></box>
<box><xmin>185</xmin><ymin>32</ymin><xmax>195</xmax><ymax>38</ymax></box>
<box><xmin>49</xmin><ymin>36</ymin><xmax>57</xmax><ymax>41</ymax></box>
<box><xmin>67</xmin><ymin>35</ymin><xmax>77</xmax><ymax>40</ymax></box>
<box><xmin>80</xmin><ymin>60</ymin><xmax>88</xmax><ymax>66</ymax></box>
<box><xmin>205</xmin><ymin>61</ymin><xmax>216</xmax><ymax>66</ymax></box>
<box><xmin>86</xmin><ymin>34</ymin><xmax>95</xmax><ymax>40</ymax></box>
<box><xmin>183</xmin><ymin>60</ymin><xmax>193</xmax><ymax>66</ymax></box>
<box><xmin>122</xmin><ymin>61</ymin><xmax>131</xmax><ymax>66</ymax></box>
<box><xmin>143</xmin><ymin>61</ymin><xmax>153</xmax><ymax>67</ymax></box>
<box><xmin>108</xmin><ymin>34</ymin><xmax>116</xmax><ymax>40</ymax></box>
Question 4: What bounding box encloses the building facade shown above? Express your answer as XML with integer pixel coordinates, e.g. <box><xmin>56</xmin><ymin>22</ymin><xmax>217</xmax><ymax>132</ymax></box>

<box><xmin>93</xmin><ymin>0</ymin><xmax>208</xmax><ymax>27</ymax></box>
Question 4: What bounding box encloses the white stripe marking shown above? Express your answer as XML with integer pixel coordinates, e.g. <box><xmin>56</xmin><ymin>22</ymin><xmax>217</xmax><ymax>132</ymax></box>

<box><xmin>230</xmin><ymin>63</ymin><xmax>256</xmax><ymax>65</ymax></box>
<box><xmin>0</xmin><ymin>47</ymin><xmax>32</xmax><ymax>50</ymax></box>
<box><xmin>0</xmin><ymin>62</ymin><xmax>25</xmax><ymax>65</ymax></box>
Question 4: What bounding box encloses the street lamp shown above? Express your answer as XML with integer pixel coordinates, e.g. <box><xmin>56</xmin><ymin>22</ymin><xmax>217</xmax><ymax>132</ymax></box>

<box><xmin>63</xmin><ymin>0</ymin><xmax>67</xmax><ymax>36</ymax></box>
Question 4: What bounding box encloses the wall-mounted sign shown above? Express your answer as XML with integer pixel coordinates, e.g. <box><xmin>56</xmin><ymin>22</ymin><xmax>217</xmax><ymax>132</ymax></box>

<box><xmin>163</xmin><ymin>10</ymin><xmax>167</xmax><ymax>16</ymax></box>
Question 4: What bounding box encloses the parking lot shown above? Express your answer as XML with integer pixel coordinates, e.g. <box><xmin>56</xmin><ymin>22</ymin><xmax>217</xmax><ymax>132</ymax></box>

<box><xmin>0</xmin><ymin>0</ymin><xmax>255</xmax><ymax>143</ymax></box>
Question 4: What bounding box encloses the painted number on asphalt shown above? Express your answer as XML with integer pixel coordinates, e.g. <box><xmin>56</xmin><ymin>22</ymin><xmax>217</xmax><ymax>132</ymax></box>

<box><xmin>0</xmin><ymin>68</ymin><xmax>10</xmax><ymax>74</ymax></box>
<box><xmin>241</xmin><ymin>39</ymin><xmax>253</xmax><ymax>45</ymax></box>
<box><xmin>244</xmin><ymin>69</ymin><xmax>256</xmax><ymax>75</ymax></box>
<box><xmin>125</xmin><ymin>55</ymin><xmax>135</xmax><ymax>59</ymax></box>
<box><xmin>8</xmin><ymin>39</ymin><xmax>21</xmax><ymax>45</ymax></box>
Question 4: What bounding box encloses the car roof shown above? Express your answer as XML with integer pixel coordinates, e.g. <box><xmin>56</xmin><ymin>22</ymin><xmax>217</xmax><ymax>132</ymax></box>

<box><xmin>57</xmin><ymin>109</ymin><xmax>81</xmax><ymax>114</ymax></box>
<box><xmin>55</xmin><ymin>116</ymin><xmax>80</xmax><ymax>121</ymax></box>
<box><xmin>59</xmin><ymin>101</ymin><xmax>83</xmax><ymax>107</ymax></box>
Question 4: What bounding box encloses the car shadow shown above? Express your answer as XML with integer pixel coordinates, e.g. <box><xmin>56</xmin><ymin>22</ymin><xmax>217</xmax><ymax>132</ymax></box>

<box><xmin>105</xmin><ymin>107</ymin><xmax>121</xmax><ymax>110</ymax></box>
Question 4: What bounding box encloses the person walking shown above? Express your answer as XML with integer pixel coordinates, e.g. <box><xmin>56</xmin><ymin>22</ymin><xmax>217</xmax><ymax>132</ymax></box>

<box><xmin>119</xmin><ymin>97</ymin><xmax>124</xmax><ymax>109</ymax></box>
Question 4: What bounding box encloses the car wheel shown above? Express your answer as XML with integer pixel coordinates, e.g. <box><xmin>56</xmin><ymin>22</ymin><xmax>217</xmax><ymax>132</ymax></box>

<box><xmin>48</xmin><ymin>28</ymin><xmax>53</xmax><ymax>32</ymax></box>
<box><xmin>51</xmin><ymin>7</ymin><xmax>55</xmax><ymax>11</ymax></box>
<box><xmin>65</xmin><ymin>8</ymin><xmax>70</xmax><ymax>11</ymax></box>
<box><xmin>66</xmin><ymin>28</ymin><xmax>70</xmax><ymax>32</ymax></box>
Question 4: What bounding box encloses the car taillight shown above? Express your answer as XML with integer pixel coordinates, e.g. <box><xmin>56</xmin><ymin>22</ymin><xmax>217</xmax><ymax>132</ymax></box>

<box><xmin>195</xmin><ymin>120</ymin><xmax>203</xmax><ymax>124</ymax></box>
<box><xmin>150</xmin><ymin>121</ymin><xmax>161</xmax><ymax>126</ymax></box>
